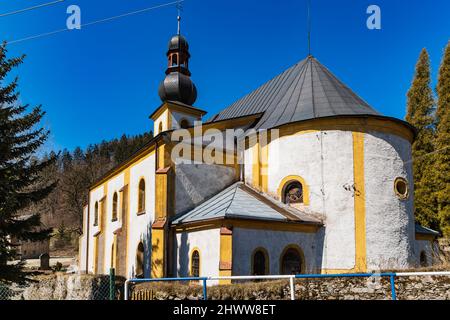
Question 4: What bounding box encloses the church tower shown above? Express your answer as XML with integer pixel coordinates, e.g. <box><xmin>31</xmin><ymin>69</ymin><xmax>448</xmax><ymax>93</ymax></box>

<box><xmin>151</xmin><ymin>16</ymin><xmax>205</xmax><ymax>136</ymax></box>
<box><xmin>158</xmin><ymin>16</ymin><xmax>197</xmax><ymax>105</ymax></box>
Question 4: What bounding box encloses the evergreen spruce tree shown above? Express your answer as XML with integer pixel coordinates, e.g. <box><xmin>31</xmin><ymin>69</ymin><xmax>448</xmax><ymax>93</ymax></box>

<box><xmin>0</xmin><ymin>43</ymin><xmax>56</xmax><ymax>283</ymax></box>
<box><xmin>405</xmin><ymin>49</ymin><xmax>438</xmax><ymax>229</ymax></box>
<box><xmin>435</xmin><ymin>41</ymin><xmax>450</xmax><ymax>236</ymax></box>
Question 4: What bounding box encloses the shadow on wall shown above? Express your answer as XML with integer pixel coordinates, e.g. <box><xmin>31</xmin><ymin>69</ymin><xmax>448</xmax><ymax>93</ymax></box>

<box><xmin>313</xmin><ymin>228</ymin><xmax>325</xmax><ymax>273</ymax></box>
<box><xmin>175</xmin><ymin>164</ymin><xmax>237</xmax><ymax>214</ymax></box>
<box><xmin>177</xmin><ymin>232</ymin><xmax>190</xmax><ymax>277</ymax></box>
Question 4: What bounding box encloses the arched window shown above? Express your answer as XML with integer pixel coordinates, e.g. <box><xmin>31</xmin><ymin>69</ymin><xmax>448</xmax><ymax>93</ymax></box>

<box><xmin>283</xmin><ymin>181</ymin><xmax>303</xmax><ymax>205</ymax></box>
<box><xmin>158</xmin><ymin>122</ymin><xmax>163</xmax><ymax>134</ymax></box>
<box><xmin>252</xmin><ymin>249</ymin><xmax>269</xmax><ymax>275</ymax></box>
<box><xmin>112</xmin><ymin>192</ymin><xmax>118</xmax><ymax>221</ymax></box>
<box><xmin>280</xmin><ymin>246</ymin><xmax>304</xmax><ymax>275</ymax></box>
<box><xmin>420</xmin><ymin>251</ymin><xmax>427</xmax><ymax>267</ymax></box>
<box><xmin>138</xmin><ymin>179</ymin><xmax>146</xmax><ymax>213</ymax></box>
<box><xmin>191</xmin><ymin>250</ymin><xmax>200</xmax><ymax>277</ymax></box>
<box><xmin>179</xmin><ymin>119</ymin><xmax>190</xmax><ymax>129</ymax></box>
<box><xmin>135</xmin><ymin>242</ymin><xmax>144</xmax><ymax>278</ymax></box>
<box><xmin>94</xmin><ymin>202</ymin><xmax>99</xmax><ymax>226</ymax></box>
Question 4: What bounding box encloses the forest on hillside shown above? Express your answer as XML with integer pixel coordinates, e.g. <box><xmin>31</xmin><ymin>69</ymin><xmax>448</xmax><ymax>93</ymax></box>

<box><xmin>23</xmin><ymin>133</ymin><xmax>153</xmax><ymax>254</ymax></box>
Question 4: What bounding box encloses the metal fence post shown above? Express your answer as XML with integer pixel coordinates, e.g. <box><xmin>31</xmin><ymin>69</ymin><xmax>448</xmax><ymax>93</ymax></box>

<box><xmin>202</xmin><ymin>279</ymin><xmax>208</xmax><ymax>300</ymax></box>
<box><xmin>109</xmin><ymin>268</ymin><xmax>116</xmax><ymax>301</ymax></box>
<box><xmin>389</xmin><ymin>274</ymin><xmax>397</xmax><ymax>301</ymax></box>
<box><xmin>289</xmin><ymin>277</ymin><xmax>295</xmax><ymax>300</ymax></box>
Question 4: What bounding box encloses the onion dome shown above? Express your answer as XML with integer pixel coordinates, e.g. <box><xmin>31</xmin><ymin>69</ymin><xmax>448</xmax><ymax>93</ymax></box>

<box><xmin>158</xmin><ymin>16</ymin><xmax>197</xmax><ymax>105</ymax></box>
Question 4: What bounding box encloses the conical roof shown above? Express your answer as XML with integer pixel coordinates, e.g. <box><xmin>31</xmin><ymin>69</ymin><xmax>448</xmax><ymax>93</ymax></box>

<box><xmin>209</xmin><ymin>56</ymin><xmax>381</xmax><ymax>129</ymax></box>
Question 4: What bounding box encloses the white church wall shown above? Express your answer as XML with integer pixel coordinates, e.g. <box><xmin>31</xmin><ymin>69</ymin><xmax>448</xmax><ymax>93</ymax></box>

<box><xmin>127</xmin><ymin>153</ymin><xmax>156</xmax><ymax>278</ymax></box>
<box><xmin>171</xmin><ymin>111</ymin><xmax>199</xmax><ymax>129</ymax></box>
<box><xmin>364</xmin><ymin>131</ymin><xmax>416</xmax><ymax>270</ymax></box>
<box><xmin>174</xmin><ymin>228</ymin><xmax>221</xmax><ymax>285</ymax></box>
<box><xmin>266</xmin><ymin>130</ymin><xmax>356</xmax><ymax>270</ymax></box>
<box><xmin>87</xmin><ymin>186</ymin><xmax>104</xmax><ymax>273</ymax></box>
<box><xmin>232</xmin><ymin>228</ymin><xmax>321</xmax><ymax>275</ymax></box>
<box><xmin>174</xmin><ymin>164</ymin><xmax>237</xmax><ymax>215</ymax></box>
<box><xmin>102</xmin><ymin>173</ymin><xmax>124</xmax><ymax>274</ymax></box>
<box><xmin>78</xmin><ymin>206</ymin><xmax>88</xmax><ymax>272</ymax></box>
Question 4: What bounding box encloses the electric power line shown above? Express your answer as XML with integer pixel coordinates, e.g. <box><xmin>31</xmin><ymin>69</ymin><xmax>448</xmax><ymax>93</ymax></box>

<box><xmin>0</xmin><ymin>0</ymin><xmax>65</xmax><ymax>18</ymax></box>
<box><xmin>8</xmin><ymin>0</ymin><xmax>184</xmax><ymax>45</ymax></box>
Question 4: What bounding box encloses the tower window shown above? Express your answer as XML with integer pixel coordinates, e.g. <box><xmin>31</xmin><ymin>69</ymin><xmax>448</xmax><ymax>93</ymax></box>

<box><xmin>112</xmin><ymin>192</ymin><xmax>118</xmax><ymax>222</ymax></box>
<box><xmin>179</xmin><ymin>119</ymin><xmax>190</xmax><ymax>129</ymax></box>
<box><xmin>394</xmin><ymin>177</ymin><xmax>409</xmax><ymax>200</ymax></box>
<box><xmin>191</xmin><ymin>250</ymin><xmax>200</xmax><ymax>277</ymax></box>
<box><xmin>171</xmin><ymin>54</ymin><xmax>178</xmax><ymax>66</ymax></box>
<box><xmin>283</xmin><ymin>181</ymin><xmax>304</xmax><ymax>205</ymax></box>
<box><xmin>138</xmin><ymin>179</ymin><xmax>146</xmax><ymax>214</ymax></box>
<box><xmin>94</xmin><ymin>202</ymin><xmax>99</xmax><ymax>226</ymax></box>
<box><xmin>158</xmin><ymin>122</ymin><xmax>163</xmax><ymax>134</ymax></box>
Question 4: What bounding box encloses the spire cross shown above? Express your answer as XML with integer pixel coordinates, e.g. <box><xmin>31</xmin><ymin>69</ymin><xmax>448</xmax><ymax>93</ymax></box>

<box><xmin>307</xmin><ymin>0</ymin><xmax>311</xmax><ymax>56</ymax></box>
<box><xmin>176</xmin><ymin>1</ymin><xmax>183</xmax><ymax>35</ymax></box>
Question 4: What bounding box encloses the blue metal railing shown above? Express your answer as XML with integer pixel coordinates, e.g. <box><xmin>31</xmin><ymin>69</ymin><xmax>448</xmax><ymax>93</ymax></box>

<box><xmin>125</xmin><ymin>271</ymin><xmax>450</xmax><ymax>301</ymax></box>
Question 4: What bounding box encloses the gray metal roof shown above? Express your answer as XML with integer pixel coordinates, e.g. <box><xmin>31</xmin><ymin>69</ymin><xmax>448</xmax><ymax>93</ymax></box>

<box><xmin>208</xmin><ymin>56</ymin><xmax>381</xmax><ymax>129</ymax></box>
<box><xmin>171</xmin><ymin>182</ymin><xmax>322</xmax><ymax>225</ymax></box>
<box><xmin>415</xmin><ymin>224</ymin><xmax>440</xmax><ymax>237</ymax></box>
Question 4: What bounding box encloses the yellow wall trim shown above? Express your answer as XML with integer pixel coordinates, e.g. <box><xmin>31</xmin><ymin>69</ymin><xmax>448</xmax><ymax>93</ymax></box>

<box><xmin>151</xmin><ymin>221</ymin><xmax>167</xmax><ymax>278</ymax></box>
<box><xmin>352</xmin><ymin>132</ymin><xmax>367</xmax><ymax>273</ymax></box>
<box><xmin>174</xmin><ymin>218</ymin><xmax>321</xmax><ymax>234</ymax></box>
<box><xmin>219</xmin><ymin>227</ymin><xmax>233</xmax><ymax>285</ymax></box>
<box><xmin>277</xmin><ymin>117</ymin><xmax>414</xmax><ymax>143</ymax></box>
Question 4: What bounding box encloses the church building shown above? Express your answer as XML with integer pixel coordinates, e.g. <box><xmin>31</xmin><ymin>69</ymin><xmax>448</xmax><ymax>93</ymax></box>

<box><xmin>78</xmin><ymin>19</ymin><xmax>439</xmax><ymax>282</ymax></box>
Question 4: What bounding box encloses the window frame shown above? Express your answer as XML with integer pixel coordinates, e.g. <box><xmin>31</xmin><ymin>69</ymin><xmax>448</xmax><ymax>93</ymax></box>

<box><xmin>137</xmin><ymin>178</ymin><xmax>146</xmax><ymax>215</ymax></box>
<box><xmin>190</xmin><ymin>248</ymin><xmax>201</xmax><ymax>278</ymax></box>
<box><xmin>112</xmin><ymin>192</ymin><xmax>119</xmax><ymax>222</ymax></box>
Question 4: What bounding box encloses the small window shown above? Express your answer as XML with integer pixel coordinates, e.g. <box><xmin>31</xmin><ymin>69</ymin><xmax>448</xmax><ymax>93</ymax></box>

<box><xmin>179</xmin><ymin>119</ymin><xmax>190</xmax><ymax>129</ymax></box>
<box><xmin>420</xmin><ymin>251</ymin><xmax>427</xmax><ymax>267</ymax></box>
<box><xmin>283</xmin><ymin>181</ymin><xmax>304</xmax><ymax>205</ymax></box>
<box><xmin>94</xmin><ymin>202</ymin><xmax>99</xmax><ymax>226</ymax></box>
<box><xmin>252</xmin><ymin>249</ymin><xmax>268</xmax><ymax>276</ymax></box>
<box><xmin>158</xmin><ymin>122</ymin><xmax>163</xmax><ymax>134</ymax></box>
<box><xmin>394</xmin><ymin>177</ymin><xmax>409</xmax><ymax>200</ymax></box>
<box><xmin>112</xmin><ymin>192</ymin><xmax>118</xmax><ymax>221</ymax></box>
<box><xmin>191</xmin><ymin>250</ymin><xmax>200</xmax><ymax>277</ymax></box>
<box><xmin>280</xmin><ymin>246</ymin><xmax>303</xmax><ymax>275</ymax></box>
<box><xmin>138</xmin><ymin>179</ymin><xmax>146</xmax><ymax>213</ymax></box>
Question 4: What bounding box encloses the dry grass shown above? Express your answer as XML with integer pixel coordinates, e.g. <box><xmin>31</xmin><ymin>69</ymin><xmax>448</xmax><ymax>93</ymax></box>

<box><xmin>134</xmin><ymin>280</ymin><xmax>290</xmax><ymax>300</ymax></box>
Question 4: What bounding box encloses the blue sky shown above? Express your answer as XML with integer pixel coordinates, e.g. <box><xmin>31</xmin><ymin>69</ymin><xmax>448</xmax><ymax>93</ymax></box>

<box><xmin>0</xmin><ymin>0</ymin><xmax>449</xmax><ymax>151</ymax></box>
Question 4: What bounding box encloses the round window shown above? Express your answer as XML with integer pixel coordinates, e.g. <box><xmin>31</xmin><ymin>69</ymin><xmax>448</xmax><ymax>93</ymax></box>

<box><xmin>394</xmin><ymin>177</ymin><xmax>409</xmax><ymax>200</ymax></box>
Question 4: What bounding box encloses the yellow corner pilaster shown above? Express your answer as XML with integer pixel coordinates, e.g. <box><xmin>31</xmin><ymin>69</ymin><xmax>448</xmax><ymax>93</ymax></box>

<box><xmin>151</xmin><ymin>223</ymin><xmax>166</xmax><ymax>278</ymax></box>
<box><xmin>352</xmin><ymin>132</ymin><xmax>367</xmax><ymax>273</ymax></box>
<box><xmin>219</xmin><ymin>227</ymin><xmax>233</xmax><ymax>285</ymax></box>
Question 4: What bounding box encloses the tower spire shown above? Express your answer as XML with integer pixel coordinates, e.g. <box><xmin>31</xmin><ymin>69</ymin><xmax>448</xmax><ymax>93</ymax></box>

<box><xmin>176</xmin><ymin>0</ymin><xmax>182</xmax><ymax>35</ymax></box>
<box><xmin>307</xmin><ymin>0</ymin><xmax>311</xmax><ymax>56</ymax></box>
